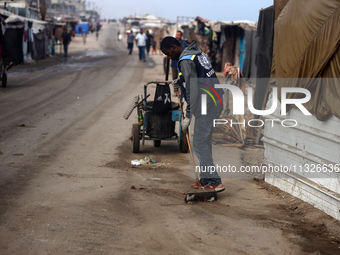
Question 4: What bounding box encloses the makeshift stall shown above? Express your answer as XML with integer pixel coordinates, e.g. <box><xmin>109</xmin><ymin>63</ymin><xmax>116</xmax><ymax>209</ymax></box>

<box><xmin>0</xmin><ymin>8</ymin><xmax>55</xmax><ymax>87</ymax></box>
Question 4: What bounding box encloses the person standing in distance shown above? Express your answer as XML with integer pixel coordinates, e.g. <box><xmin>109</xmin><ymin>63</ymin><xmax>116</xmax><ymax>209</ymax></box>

<box><xmin>61</xmin><ymin>28</ymin><xmax>71</xmax><ymax>58</ymax></box>
<box><xmin>135</xmin><ymin>28</ymin><xmax>147</xmax><ymax>62</ymax></box>
<box><xmin>82</xmin><ymin>29</ymin><xmax>87</xmax><ymax>45</ymax></box>
<box><xmin>127</xmin><ymin>31</ymin><xmax>135</xmax><ymax>54</ymax></box>
<box><xmin>145</xmin><ymin>30</ymin><xmax>154</xmax><ymax>56</ymax></box>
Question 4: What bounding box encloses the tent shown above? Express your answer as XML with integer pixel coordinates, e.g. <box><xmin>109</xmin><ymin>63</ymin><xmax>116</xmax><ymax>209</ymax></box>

<box><xmin>263</xmin><ymin>0</ymin><xmax>340</xmax><ymax>220</ymax></box>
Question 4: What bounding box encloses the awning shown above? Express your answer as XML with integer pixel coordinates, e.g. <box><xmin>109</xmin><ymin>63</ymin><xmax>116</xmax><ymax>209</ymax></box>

<box><xmin>0</xmin><ymin>2</ymin><xmax>39</xmax><ymax>12</ymax></box>
<box><xmin>0</xmin><ymin>8</ymin><xmax>48</xmax><ymax>25</ymax></box>
<box><xmin>0</xmin><ymin>2</ymin><xmax>27</xmax><ymax>9</ymax></box>
<box><xmin>189</xmin><ymin>16</ymin><xmax>257</xmax><ymax>32</ymax></box>
<box><xmin>208</xmin><ymin>20</ymin><xmax>257</xmax><ymax>32</ymax></box>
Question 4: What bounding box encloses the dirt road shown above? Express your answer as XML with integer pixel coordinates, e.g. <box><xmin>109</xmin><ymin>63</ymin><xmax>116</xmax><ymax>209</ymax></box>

<box><xmin>0</xmin><ymin>23</ymin><xmax>339</xmax><ymax>255</ymax></box>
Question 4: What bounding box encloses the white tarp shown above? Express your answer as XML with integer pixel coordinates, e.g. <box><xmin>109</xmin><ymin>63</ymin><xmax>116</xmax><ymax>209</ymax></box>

<box><xmin>0</xmin><ymin>2</ymin><xmax>27</xmax><ymax>9</ymax></box>
<box><xmin>0</xmin><ymin>8</ymin><xmax>47</xmax><ymax>26</ymax></box>
<box><xmin>208</xmin><ymin>20</ymin><xmax>257</xmax><ymax>32</ymax></box>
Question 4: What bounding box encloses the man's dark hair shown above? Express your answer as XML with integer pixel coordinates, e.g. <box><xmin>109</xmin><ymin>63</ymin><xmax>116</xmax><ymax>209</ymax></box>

<box><xmin>160</xmin><ymin>36</ymin><xmax>181</xmax><ymax>50</ymax></box>
<box><xmin>176</xmin><ymin>31</ymin><xmax>183</xmax><ymax>35</ymax></box>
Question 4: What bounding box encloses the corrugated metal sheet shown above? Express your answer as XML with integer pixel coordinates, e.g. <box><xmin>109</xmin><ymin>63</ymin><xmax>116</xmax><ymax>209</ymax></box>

<box><xmin>263</xmin><ymin>96</ymin><xmax>340</xmax><ymax>220</ymax></box>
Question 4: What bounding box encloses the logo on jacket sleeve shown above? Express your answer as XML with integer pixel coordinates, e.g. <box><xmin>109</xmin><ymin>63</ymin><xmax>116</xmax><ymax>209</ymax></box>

<box><xmin>198</xmin><ymin>52</ymin><xmax>212</xmax><ymax>70</ymax></box>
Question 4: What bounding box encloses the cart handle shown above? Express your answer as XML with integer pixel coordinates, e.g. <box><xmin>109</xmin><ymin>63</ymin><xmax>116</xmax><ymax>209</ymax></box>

<box><xmin>139</xmin><ymin>94</ymin><xmax>150</xmax><ymax>107</ymax></box>
<box><xmin>143</xmin><ymin>81</ymin><xmax>171</xmax><ymax>88</ymax></box>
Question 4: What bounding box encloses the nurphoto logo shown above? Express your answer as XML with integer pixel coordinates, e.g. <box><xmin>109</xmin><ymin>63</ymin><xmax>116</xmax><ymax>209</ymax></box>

<box><xmin>201</xmin><ymin>84</ymin><xmax>312</xmax><ymax>128</ymax></box>
<box><xmin>199</xmin><ymin>82</ymin><xmax>223</xmax><ymax>115</ymax></box>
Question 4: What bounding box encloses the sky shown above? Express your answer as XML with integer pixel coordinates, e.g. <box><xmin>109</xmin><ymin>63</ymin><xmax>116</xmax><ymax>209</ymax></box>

<box><xmin>92</xmin><ymin>0</ymin><xmax>274</xmax><ymax>22</ymax></box>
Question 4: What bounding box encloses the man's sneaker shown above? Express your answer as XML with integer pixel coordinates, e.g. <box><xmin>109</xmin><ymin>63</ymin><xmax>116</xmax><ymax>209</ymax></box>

<box><xmin>212</xmin><ymin>184</ymin><xmax>225</xmax><ymax>192</ymax></box>
<box><xmin>191</xmin><ymin>182</ymin><xmax>205</xmax><ymax>189</ymax></box>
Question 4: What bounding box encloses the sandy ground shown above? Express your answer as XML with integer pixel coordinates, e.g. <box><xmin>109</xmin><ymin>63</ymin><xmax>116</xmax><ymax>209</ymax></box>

<box><xmin>0</xmin><ymin>23</ymin><xmax>339</xmax><ymax>255</ymax></box>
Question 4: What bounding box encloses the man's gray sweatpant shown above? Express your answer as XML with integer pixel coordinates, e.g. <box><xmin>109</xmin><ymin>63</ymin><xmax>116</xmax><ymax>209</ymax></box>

<box><xmin>193</xmin><ymin>105</ymin><xmax>222</xmax><ymax>184</ymax></box>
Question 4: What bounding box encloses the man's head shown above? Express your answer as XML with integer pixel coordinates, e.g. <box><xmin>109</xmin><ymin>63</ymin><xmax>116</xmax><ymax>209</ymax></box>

<box><xmin>140</xmin><ymin>28</ymin><xmax>143</xmax><ymax>34</ymax></box>
<box><xmin>160</xmin><ymin>36</ymin><xmax>183</xmax><ymax>61</ymax></box>
<box><xmin>175</xmin><ymin>31</ymin><xmax>183</xmax><ymax>42</ymax></box>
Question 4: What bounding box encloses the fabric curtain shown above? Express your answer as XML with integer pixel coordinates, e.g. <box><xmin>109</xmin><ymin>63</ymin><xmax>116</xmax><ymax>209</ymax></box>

<box><xmin>271</xmin><ymin>0</ymin><xmax>340</xmax><ymax>121</ymax></box>
<box><xmin>2</xmin><ymin>26</ymin><xmax>24</xmax><ymax>65</ymax></box>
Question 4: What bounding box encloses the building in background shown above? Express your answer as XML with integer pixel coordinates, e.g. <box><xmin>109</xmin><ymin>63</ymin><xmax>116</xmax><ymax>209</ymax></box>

<box><xmin>0</xmin><ymin>0</ymin><xmax>100</xmax><ymax>75</ymax></box>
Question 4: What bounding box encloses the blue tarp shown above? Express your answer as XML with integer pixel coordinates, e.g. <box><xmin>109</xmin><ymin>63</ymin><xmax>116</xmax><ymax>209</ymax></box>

<box><xmin>238</xmin><ymin>29</ymin><xmax>245</xmax><ymax>72</ymax></box>
<box><xmin>75</xmin><ymin>23</ymin><xmax>89</xmax><ymax>34</ymax></box>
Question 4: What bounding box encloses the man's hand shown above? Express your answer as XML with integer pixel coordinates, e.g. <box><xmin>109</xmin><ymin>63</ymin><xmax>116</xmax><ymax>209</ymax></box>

<box><xmin>172</xmin><ymin>78</ymin><xmax>180</xmax><ymax>92</ymax></box>
<box><xmin>181</xmin><ymin>117</ymin><xmax>191</xmax><ymax>132</ymax></box>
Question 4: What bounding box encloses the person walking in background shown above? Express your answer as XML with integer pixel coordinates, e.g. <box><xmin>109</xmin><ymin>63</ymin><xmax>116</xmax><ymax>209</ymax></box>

<box><xmin>135</xmin><ymin>28</ymin><xmax>147</xmax><ymax>62</ymax></box>
<box><xmin>61</xmin><ymin>28</ymin><xmax>71</xmax><ymax>58</ymax></box>
<box><xmin>145</xmin><ymin>30</ymin><xmax>154</xmax><ymax>56</ymax></box>
<box><xmin>159</xmin><ymin>37</ymin><xmax>167</xmax><ymax>74</ymax></box>
<box><xmin>159</xmin><ymin>37</ymin><xmax>163</xmax><ymax>55</ymax></box>
<box><xmin>127</xmin><ymin>31</ymin><xmax>135</xmax><ymax>54</ymax></box>
<box><xmin>96</xmin><ymin>23</ymin><xmax>100</xmax><ymax>41</ymax></box>
<box><xmin>151</xmin><ymin>38</ymin><xmax>156</xmax><ymax>55</ymax></box>
<box><xmin>82</xmin><ymin>29</ymin><xmax>87</xmax><ymax>45</ymax></box>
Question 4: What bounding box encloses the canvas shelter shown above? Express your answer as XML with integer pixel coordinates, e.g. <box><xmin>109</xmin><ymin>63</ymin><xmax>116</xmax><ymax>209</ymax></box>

<box><xmin>271</xmin><ymin>0</ymin><xmax>340</xmax><ymax>121</ymax></box>
<box><xmin>180</xmin><ymin>17</ymin><xmax>258</xmax><ymax>74</ymax></box>
<box><xmin>0</xmin><ymin>7</ymin><xmax>61</xmax><ymax>66</ymax></box>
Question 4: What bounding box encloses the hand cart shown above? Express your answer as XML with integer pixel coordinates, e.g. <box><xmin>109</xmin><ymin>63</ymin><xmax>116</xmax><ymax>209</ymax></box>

<box><xmin>131</xmin><ymin>81</ymin><xmax>188</xmax><ymax>153</ymax></box>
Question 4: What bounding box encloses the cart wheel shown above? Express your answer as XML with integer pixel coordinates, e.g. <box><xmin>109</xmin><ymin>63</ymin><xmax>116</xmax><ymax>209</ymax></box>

<box><xmin>153</xmin><ymin>140</ymin><xmax>161</xmax><ymax>147</ymax></box>
<box><xmin>2</xmin><ymin>73</ymin><xmax>7</xmax><ymax>88</ymax></box>
<box><xmin>179</xmin><ymin>129</ymin><xmax>189</xmax><ymax>153</ymax></box>
<box><xmin>132</xmin><ymin>124</ymin><xmax>140</xmax><ymax>153</ymax></box>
